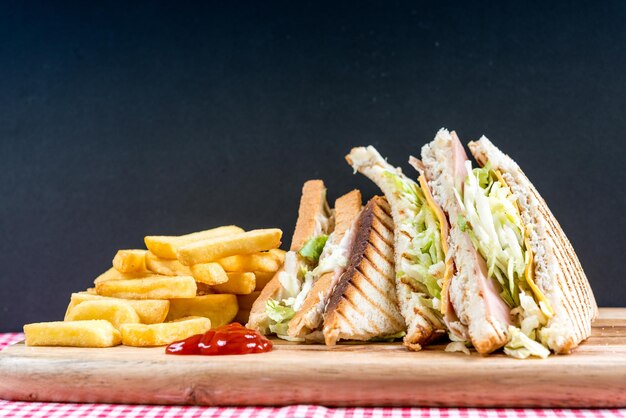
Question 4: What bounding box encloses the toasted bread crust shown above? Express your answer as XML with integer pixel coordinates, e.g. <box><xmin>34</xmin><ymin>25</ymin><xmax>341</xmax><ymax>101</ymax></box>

<box><xmin>345</xmin><ymin>147</ymin><xmax>446</xmax><ymax>350</ymax></box>
<box><xmin>323</xmin><ymin>196</ymin><xmax>405</xmax><ymax>345</ymax></box>
<box><xmin>421</xmin><ymin>130</ymin><xmax>510</xmax><ymax>353</ymax></box>
<box><xmin>247</xmin><ymin>180</ymin><xmax>332</xmax><ymax>334</ymax></box>
<box><xmin>288</xmin><ymin>190</ymin><xmax>363</xmax><ymax>338</ymax></box>
<box><xmin>468</xmin><ymin>137</ymin><xmax>597</xmax><ymax>353</ymax></box>
<box><xmin>246</xmin><ymin>269</ymin><xmax>283</xmax><ymax>334</ymax></box>
<box><xmin>290</xmin><ymin>180</ymin><xmax>330</xmax><ymax>252</ymax></box>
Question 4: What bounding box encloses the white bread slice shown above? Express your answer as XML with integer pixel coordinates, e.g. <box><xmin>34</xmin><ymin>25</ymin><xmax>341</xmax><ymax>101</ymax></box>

<box><xmin>346</xmin><ymin>147</ymin><xmax>446</xmax><ymax>350</ymax></box>
<box><xmin>468</xmin><ymin>136</ymin><xmax>598</xmax><ymax>353</ymax></box>
<box><xmin>323</xmin><ymin>196</ymin><xmax>406</xmax><ymax>345</ymax></box>
<box><xmin>247</xmin><ymin>180</ymin><xmax>332</xmax><ymax>334</ymax></box>
<box><xmin>288</xmin><ymin>190</ymin><xmax>363</xmax><ymax>338</ymax></box>
<box><xmin>421</xmin><ymin>129</ymin><xmax>509</xmax><ymax>353</ymax></box>
<box><xmin>290</xmin><ymin>180</ymin><xmax>332</xmax><ymax>252</ymax></box>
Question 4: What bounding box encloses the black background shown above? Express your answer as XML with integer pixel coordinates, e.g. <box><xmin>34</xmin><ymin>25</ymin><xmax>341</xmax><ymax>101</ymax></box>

<box><xmin>1</xmin><ymin>1</ymin><xmax>625</xmax><ymax>331</ymax></box>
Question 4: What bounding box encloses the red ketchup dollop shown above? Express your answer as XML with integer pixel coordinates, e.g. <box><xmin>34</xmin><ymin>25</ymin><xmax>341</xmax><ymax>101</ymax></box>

<box><xmin>165</xmin><ymin>322</ymin><xmax>273</xmax><ymax>355</ymax></box>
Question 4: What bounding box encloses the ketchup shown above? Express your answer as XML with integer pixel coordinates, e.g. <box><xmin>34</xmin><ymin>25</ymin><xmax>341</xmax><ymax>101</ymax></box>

<box><xmin>165</xmin><ymin>322</ymin><xmax>272</xmax><ymax>355</ymax></box>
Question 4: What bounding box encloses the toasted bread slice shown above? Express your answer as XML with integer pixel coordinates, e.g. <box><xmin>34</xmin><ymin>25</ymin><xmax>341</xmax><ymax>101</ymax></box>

<box><xmin>290</xmin><ymin>180</ymin><xmax>332</xmax><ymax>252</ymax></box>
<box><xmin>468</xmin><ymin>136</ymin><xmax>597</xmax><ymax>353</ymax></box>
<box><xmin>247</xmin><ymin>180</ymin><xmax>332</xmax><ymax>334</ymax></box>
<box><xmin>323</xmin><ymin>196</ymin><xmax>406</xmax><ymax>345</ymax></box>
<box><xmin>288</xmin><ymin>190</ymin><xmax>363</xmax><ymax>338</ymax></box>
<box><xmin>346</xmin><ymin>147</ymin><xmax>446</xmax><ymax>350</ymax></box>
<box><xmin>421</xmin><ymin>129</ymin><xmax>510</xmax><ymax>353</ymax></box>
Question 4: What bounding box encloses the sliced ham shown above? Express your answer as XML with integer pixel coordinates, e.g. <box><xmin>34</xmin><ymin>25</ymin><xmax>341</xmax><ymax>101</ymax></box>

<box><xmin>450</xmin><ymin>132</ymin><xmax>512</xmax><ymax>327</ymax></box>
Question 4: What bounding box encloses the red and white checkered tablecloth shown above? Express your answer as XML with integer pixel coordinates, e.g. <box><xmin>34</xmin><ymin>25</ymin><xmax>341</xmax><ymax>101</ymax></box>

<box><xmin>1</xmin><ymin>333</ymin><xmax>625</xmax><ymax>418</ymax></box>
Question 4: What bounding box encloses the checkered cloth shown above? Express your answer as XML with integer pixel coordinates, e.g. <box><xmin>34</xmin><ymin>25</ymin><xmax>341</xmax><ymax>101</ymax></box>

<box><xmin>1</xmin><ymin>333</ymin><xmax>625</xmax><ymax>418</ymax></box>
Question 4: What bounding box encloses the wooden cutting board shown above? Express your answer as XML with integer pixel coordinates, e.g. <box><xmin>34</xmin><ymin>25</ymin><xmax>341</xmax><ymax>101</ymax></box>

<box><xmin>1</xmin><ymin>307</ymin><xmax>625</xmax><ymax>408</ymax></box>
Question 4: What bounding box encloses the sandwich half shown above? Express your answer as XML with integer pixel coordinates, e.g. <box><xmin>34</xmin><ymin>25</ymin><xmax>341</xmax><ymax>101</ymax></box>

<box><xmin>288</xmin><ymin>189</ymin><xmax>363</xmax><ymax>340</ymax></box>
<box><xmin>248</xmin><ymin>179</ymin><xmax>333</xmax><ymax>339</ymax></box>
<box><xmin>346</xmin><ymin>147</ymin><xmax>450</xmax><ymax>350</ymax></box>
<box><xmin>323</xmin><ymin>196</ymin><xmax>406</xmax><ymax>345</ymax></box>
<box><xmin>417</xmin><ymin>129</ymin><xmax>597</xmax><ymax>357</ymax></box>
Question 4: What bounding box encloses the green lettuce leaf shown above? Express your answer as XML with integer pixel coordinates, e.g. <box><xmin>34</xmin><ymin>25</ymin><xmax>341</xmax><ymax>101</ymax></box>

<box><xmin>383</xmin><ymin>170</ymin><xmax>444</xmax><ymax>302</ymax></box>
<box><xmin>504</xmin><ymin>326</ymin><xmax>550</xmax><ymax>359</ymax></box>
<box><xmin>265</xmin><ymin>299</ymin><xmax>295</xmax><ymax>324</ymax></box>
<box><xmin>299</xmin><ymin>235</ymin><xmax>329</xmax><ymax>263</ymax></box>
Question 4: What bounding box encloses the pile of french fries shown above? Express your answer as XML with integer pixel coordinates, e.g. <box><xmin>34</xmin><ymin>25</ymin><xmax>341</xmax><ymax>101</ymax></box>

<box><xmin>24</xmin><ymin>226</ymin><xmax>284</xmax><ymax>348</ymax></box>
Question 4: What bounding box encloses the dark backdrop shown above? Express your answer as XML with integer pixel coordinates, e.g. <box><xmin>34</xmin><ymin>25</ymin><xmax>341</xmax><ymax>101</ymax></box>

<box><xmin>1</xmin><ymin>1</ymin><xmax>625</xmax><ymax>331</ymax></box>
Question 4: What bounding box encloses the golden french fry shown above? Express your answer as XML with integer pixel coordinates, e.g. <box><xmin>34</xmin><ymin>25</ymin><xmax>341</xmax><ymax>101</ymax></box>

<box><xmin>85</xmin><ymin>288</ymin><xmax>97</xmax><ymax>294</ymax></box>
<box><xmin>94</xmin><ymin>268</ymin><xmax>160</xmax><ymax>285</ymax></box>
<box><xmin>145</xmin><ymin>252</ymin><xmax>192</xmax><ymax>276</ymax></box>
<box><xmin>112</xmin><ymin>250</ymin><xmax>148</xmax><ymax>273</ymax></box>
<box><xmin>24</xmin><ymin>320</ymin><xmax>121</xmax><ymax>347</ymax></box>
<box><xmin>65</xmin><ymin>292</ymin><xmax>169</xmax><ymax>324</ymax></box>
<box><xmin>268</xmin><ymin>248</ymin><xmax>286</xmax><ymax>263</ymax></box>
<box><xmin>190</xmin><ymin>263</ymin><xmax>229</xmax><ymax>285</ymax></box>
<box><xmin>234</xmin><ymin>309</ymin><xmax>251</xmax><ymax>325</ymax></box>
<box><xmin>95</xmin><ymin>276</ymin><xmax>197</xmax><ymax>300</ymax></box>
<box><xmin>211</xmin><ymin>272</ymin><xmax>256</xmax><ymax>295</ymax></box>
<box><xmin>65</xmin><ymin>300</ymin><xmax>140</xmax><ymax>329</ymax></box>
<box><xmin>166</xmin><ymin>294</ymin><xmax>238</xmax><ymax>328</ymax></box>
<box><xmin>177</xmin><ymin>229</ymin><xmax>282</xmax><ymax>265</ymax></box>
<box><xmin>236</xmin><ymin>291</ymin><xmax>261</xmax><ymax>311</ymax></box>
<box><xmin>217</xmin><ymin>252</ymin><xmax>283</xmax><ymax>273</ymax></box>
<box><xmin>145</xmin><ymin>225</ymin><xmax>244</xmax><ymax>259</ymax></box>
<box><xmin>120</xmin><ymin>316</ymin><xmax>211</xmax><ymax>347</ymax></box>
<box><xmin>253</xmin><ymin>271</ymin><xmax>275</xmax><ymax>291</ymax></box>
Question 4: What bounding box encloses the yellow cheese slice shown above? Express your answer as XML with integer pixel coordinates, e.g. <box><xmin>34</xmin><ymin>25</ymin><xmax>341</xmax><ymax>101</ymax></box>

<box><xmin>494</xmin><ymin>170</ymin><xmax>554</xmax><ymax>317</ymax></box>
<box><xmin>418</xmin><ymin>175</ymin><xmax>453</xmax><ymax>314</ymax></box>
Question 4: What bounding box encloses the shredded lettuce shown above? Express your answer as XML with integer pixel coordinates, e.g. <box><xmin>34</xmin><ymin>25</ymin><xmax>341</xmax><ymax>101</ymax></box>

<box><xmin>266</xmin><ymin>299</ymin><xmax>295</xmax><ymax>324</ymax></box>
<box><xmin>458</xmin><ymin>215</ymin><xmax>469</xmax><ymax>232</ymax></box>
<box><xmin>383</xmin><ymin>170</ymin><xmax>445</xmax><ymax>305</ymax></box>
<box><xmin>299</xmin><ymin>235</ymin><xmax>329</xmax><ymax>263</ymax></box>
<box><xmin>462</xmin><ymin>161</ymin><xmax>525</xmax><ymax>308</ymax></box>
<box><xmin>445</xmin><ymin>341</ymin><xmax>471</xmax><ymax>355</ymax></box>
<box><xmin>459</xmin><ymin>161</ymin><xmax>552</xmax><ymax>358</ymax></box>
<box><xmin>504</xmin><ymin>326</ymin><xmax>550</xmax><ymax>359</ymax></box>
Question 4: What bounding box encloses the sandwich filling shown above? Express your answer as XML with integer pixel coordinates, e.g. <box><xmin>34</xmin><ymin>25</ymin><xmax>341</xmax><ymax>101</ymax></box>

<box><xmin>382</xmin><ymin>169</ymin><xmax>447</xmax><ymax>317</ymax></box>
<box><xmin>455</xmin><ymin>160</ymin><xmax>554</xmax><ymax>358</ymax></box>
<box><xmin>265</xmin><ymin>214</ymin><xmax>353</xmax><ymax>341</ymax></box>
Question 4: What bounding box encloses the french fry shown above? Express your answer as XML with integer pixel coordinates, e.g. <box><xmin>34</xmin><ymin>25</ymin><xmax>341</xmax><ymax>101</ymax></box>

<box><xmin>254</xmin><ymin>271</ymin><xmax>276</xmax><ymax>291</ymax></box>
<box><xmin>65</xmin><ymin>300</ymin><xmax>141</xmax><ymax>329</ymax></box>
<box><xmin>65</xmin><ymin>292</ymin><xmax>169</xmax><ymax>324</ymax></box>
<box><xmin>234</xmin><ymin>309</ymin><xmax>251</xmax><ymax>325</ymax></box>
<box><xmin>190</xmin><ymin>263</ymin><xmax>229</xmax><ymax>285</ymax></box>
<box><xmin>166</xmin><ymin>294</ymin><xmax>238</xmax><ymax>327</ymax></box>
<box><xmin>95</xmin><ymin>276</ymin><xmax>197</xmax><ymax>300</ymax></box>
<box><xmin>112</xmin><ymin>250</ymin><xmax>148</xmax><ymax>273</ymax></box>
<box><xmin>85</xmin><ymin>288</ymin><xmax>97</xmax><ymax>294</ymax></box>
<box><xmin>94</xmin><ymin>268</ymin><xmax>160</xmax><ymax>285</ymax></box>
<box><xmin>145</xmin><ymin>252</ymin><xmax>192</xmax><ymax>276</ymax></box>
<box><xmin>217</xmin><ymin>251</ymin><xmax>283</xmax><ymax>273</ymax></box>
<box><xmin>268</xmin><ymin>248</ymin><xmax>286</xmax><ymax>263</ymax></box>
<box><xmin>177</xmin><ymin>229</ymin><xmax>282</xmax><ymax>265</ymax></box>
<box><xmin>211</xmin><ymin>272</ymin><xmax>256</xmax><ymax>295</ymax></box>
<box><xmin>24</xmin><ymin>320</ymin><xmax>121</xmax><ymax>347</ymax></box>
<box><xmin>146</xmin><ymin>252</ymin><xmax>227</xmax><ymax>285</ymax></box>
<box><xmin>120</xmin><ymin>316</ymin><xmax>211</xmax><ymax>347</ymax></box>
<box><xmin>236</xmin><ymin>291</ymin><xmax>261</xmax><ymax>311</ymax></box>
<box><xmin>145</xmin><ymin>225</ymin><xmax>244</xmax><ymax>259</ymax></box>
